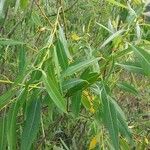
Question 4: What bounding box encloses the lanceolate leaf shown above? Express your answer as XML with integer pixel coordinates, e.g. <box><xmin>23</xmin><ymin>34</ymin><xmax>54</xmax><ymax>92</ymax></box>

<box><xmin>109</xmin><ymin>96</ymin><xmax>133</xmax><ymax>143</ymax></box>
<box><xmin>21</xmin><ymin>92</ymin><xmax>41</xmax><ymax>150</ymax></box>
<box><xmin>42</xmin><ymin>71</ymin><xmax>66</xmax><ymax>113</ymax></box>
<box><xmin>0</xmin><ymin>111</ymin><xmax>7</xmax><ymax>150</ymax></box>
<box><xmin>117</xmin><ymin>82</ymin><xmax>138</xmax><ymax>95</ymax></box>
<box><xmin>100</xmin><ymin>87</ymin><xmax>119</xmax><ymax>150</ymax></box>
<box><xmin>7</xmin><ymin>88</ymin><xmax>28</xmax><ymax>150</ymax></box>
<box><xmin>71</xmin><ymin>91</ymin><xmax>82</xmax><ymax>117</ymax></box>
<box><xmin>130</xmin><ymin>45</ymin><xmax>150</xmax><ymax>76</ymax></box>
<box><xmin>62</xmin><ymin>58</ymin><xmax>100</xmax><ymax>78</ymax></box>
<box><xmin>116</xmin><ymin>62</ymin><xmax>145</xmax><ymax>75</ymax></box>
<box><xmin>58</xmin><ymin>26</ymin><xmax>72</xmax><ymax>60</ymax></box>
<box><xmin>55</xmin><ymin>39</ymin><xmax>68</xmax><ymax>70</ymax></box>
<box><xmin>100</xmin><ymin>29</ymin><xmax>125</xmax><ymax>48</ymax></box>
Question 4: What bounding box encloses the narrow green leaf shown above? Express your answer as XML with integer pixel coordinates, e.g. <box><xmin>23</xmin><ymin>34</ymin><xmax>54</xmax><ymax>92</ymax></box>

<box><xmin>100</xmin><ymin>29</ymin><xmax>125</xmax><ymax>48</ymax></box>
<box><xmin>117</xmin><ymin>82</ymin><xmax>138</xmax><ymax>95</ymax></box>
<box><xmin>21</xmin><ymin>92</ymin><xmax>41</xmax><ymax>150</ymax></box>
<box><xmin>0</xmin><ymin>0</ymin><xmax>5</xmax><ymax>17</ymax></box>
<box><xmin>116</xmin><ymin>62</ymin><xmax>145</xmax><ymax>75</ymax></box>
<box><xmin>62</xmin><ymin>58</ymin><xmax>100</xmax><ymax>77</ymax></box>
<box><xmin>108</xmin><ymin>96</ymin><xmax>126</xmax><ymax>120</ymax></box>
<box><xmin>7</xmin><ymin>88</ymin><xmax>27</xmax><ymax>150</ymax></box>
<box><xmin>100</xmin><ymin>87</ymin><xmax>119</xmax><ymax>150</ymax></box>
<box><xmin>0</xmin><ymin>111</ymin><xmax>7</xmax><ymax>150</ymax></box>
<box><xmin>109</xmin><ymin>96</ymin><xmax>133</xmax><ymax>143</ymax></box>
<box><xmin>71</xmin><ymin>91</ymin><xmax>82</xmax><ymax>117</ymax></box>
<box><xmin>58</xmin><ymin>26</ymin><xmax>72</xmax><ymax>60</ymax></box>
<box><xmin>42</xmin><ymin>71</ymin><xmax>66</xmax><ymax>113</ymax></box>
<box><xmin>55</xmin><ymin>39</ymin><xmax>68</xmax><ymax>70</ymax></box>
<box><xmin>43</xmin><ymin>94</ymin><xmax>54</xmax><ymax>121</ymax></box>
<box><xmin>130</xmin><ymin>45</ymin><xmax>150</xmax><ymax>76</ymax></box>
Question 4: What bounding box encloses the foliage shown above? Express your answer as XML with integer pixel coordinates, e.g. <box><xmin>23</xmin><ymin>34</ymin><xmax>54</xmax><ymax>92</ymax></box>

<box><xmin>0</xmin><ymin>0</ymin><xmax>150</xmax><ymax>149</ymax></box>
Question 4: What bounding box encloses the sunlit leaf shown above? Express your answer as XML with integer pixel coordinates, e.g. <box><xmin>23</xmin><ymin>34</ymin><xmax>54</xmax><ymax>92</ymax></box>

<box><xmin>100</xmin><ymin>29</ymin><xmax>125</xmax><ymax>48</ymax></box>
<box><xmin>62</xmin><ymin>58</ymin><xmax>100</xmax><ymax>77</ymax></box>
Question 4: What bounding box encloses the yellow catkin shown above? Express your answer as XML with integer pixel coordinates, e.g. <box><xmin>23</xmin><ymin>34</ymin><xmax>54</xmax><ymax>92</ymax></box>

<box><xmin>71</xmin><ymin>33</ymin><xmax>81</xmax><ymax>41</ymax></box>
<box><xmin>89</xmin><ymin>136</ymin><xmax>97</xmax><ymax>150</ymax></box>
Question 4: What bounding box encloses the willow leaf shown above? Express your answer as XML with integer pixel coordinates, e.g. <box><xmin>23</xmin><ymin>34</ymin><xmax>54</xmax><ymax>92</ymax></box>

<box><xmin>21</xmin><ymin>93</ymin><xmax>41</xmax><ymax>150</ymax></box>
<box><xmin>42</xmin><ymin>71</ymin><xmax>66</xmax><ymax>113</ymax></box>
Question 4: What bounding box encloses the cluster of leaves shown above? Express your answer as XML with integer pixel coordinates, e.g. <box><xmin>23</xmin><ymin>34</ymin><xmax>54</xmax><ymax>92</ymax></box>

<box><xmin>0</xmin><ymin>0</ymin><xmax>150</xmax><ymax>149</ymax></box>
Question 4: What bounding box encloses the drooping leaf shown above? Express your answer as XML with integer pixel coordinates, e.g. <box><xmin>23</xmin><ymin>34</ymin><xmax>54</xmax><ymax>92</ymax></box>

<box><xmin>116</xmin><ymin>62</ymin><xmax>145</xmax><ymax>75</ymax></box>
<box><xmin>130</xmin><ymin>45</ymin><xmax>150</xmax><ymax>76</ymax></box>
<box><xmin>71</xmin><ymin>91</ymin><xmax>82</xmax><ymax>117</ymax></box>
<box><xmin>58</xmin><ymin>26</ymin><xmax>72</xmax><ymax>60</ymax></box>
<box><xmin>108</xmin><ymin>96</ymin><xmax>133</xmax><ymax>143</ymax></box>
<box><xmin>0</xmin><ymin>111</ymin><xmax>7</xmax><ymax>150</ymax></box>
<box><xmin>7</xmin><ymin>88</ymin><xmax>28</xmax><ymax>150</ymax></box>
<box><xmin>100</xmin><ymin>86</ymin><xmax>119</xmax><ymax>150</ymax></box>
<box><xmin>117</xmin><ymin>82</ymin><xmax>138</xmax><ymax>95</ymax></box>
<box><xmin>42</xmin><ymin>71</ymin><xmax>67</xmax><ymax>113</ymax></box>
<box><xmin>21</xmin><ymin>91</ymin><xmax>41</xmax><ymax>150</ymax></box>
<box><xmin>55</xmin><ymin>39</ymin><xmax>68</xmax><ymax>70</ymax></box>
